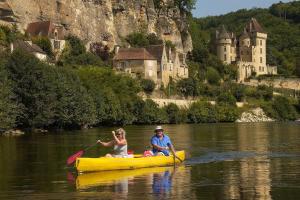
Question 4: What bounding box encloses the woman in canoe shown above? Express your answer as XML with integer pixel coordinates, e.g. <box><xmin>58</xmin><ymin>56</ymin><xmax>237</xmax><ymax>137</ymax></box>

<box><xmin>97</xmin><ymin>128</ymin><xmax>128</xmax><ymax>158</ymax></box>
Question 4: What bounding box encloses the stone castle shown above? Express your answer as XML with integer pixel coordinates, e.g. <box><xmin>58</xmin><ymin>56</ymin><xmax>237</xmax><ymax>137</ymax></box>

<box><xmin>216</xmin><ymin>18</ymin><xmax>277</xmax><ymax>82</ymax></box>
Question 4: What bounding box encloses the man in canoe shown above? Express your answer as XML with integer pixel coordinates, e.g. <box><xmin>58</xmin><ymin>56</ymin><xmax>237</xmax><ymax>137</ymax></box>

<box><xmin>151</xmin><ymin>126</ymin><xmax>176</xmax><ymax>157</ymax></box>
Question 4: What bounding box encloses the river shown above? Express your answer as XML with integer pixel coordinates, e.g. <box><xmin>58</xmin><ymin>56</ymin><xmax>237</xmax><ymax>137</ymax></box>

<box><xmin>0</xmin><ymin>123</ymin><xmax>300</xmax><ymax>199</ymax></box>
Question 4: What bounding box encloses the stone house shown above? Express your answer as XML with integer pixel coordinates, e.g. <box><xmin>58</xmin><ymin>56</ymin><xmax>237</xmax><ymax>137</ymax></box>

<box><xmin>113</xmin><ymin>44</ymin><xmax>188</xmax><ymax>86</ymax></box>
<box><xmin>216</xmin><ymin>18</ymin><xmax>277</xmax><ymax>82</ymax></box>
<box><xmin>26</xmin><ymin>21</ymin><xmax>65</xmax><ymax>58</ymax></box>
<box><xmin>11</xmin><ymin>40</ymin><xmax>47</xmax><ymax>61</ymax></box>
<box><xmin>113</xmin><ymin>47</ymin><xmax>158</xmax><ymax>82</ymax></box>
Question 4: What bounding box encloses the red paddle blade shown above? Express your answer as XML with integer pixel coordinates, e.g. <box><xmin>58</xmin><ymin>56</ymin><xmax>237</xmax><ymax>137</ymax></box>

<box><xmin>67</xmin><ymin>150</ymin><xmax>84</xmax><ymax>165</ymax></box>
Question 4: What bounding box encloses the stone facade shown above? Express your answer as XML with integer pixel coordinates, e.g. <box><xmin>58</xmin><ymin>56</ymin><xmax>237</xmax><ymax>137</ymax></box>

<box><xmin>113</xmin><ymin>43</ymin><xmax>188</xmax><ymax>86</ymax></box>
<box><xmin>216</xmin><ymin>18</ymin><xmax>277</xmax><ymax>82</ymax></box>
<box><xmin>0</xmin><ymin>0</ymin><xmax>192</xmax><ymax>54</ymax></box>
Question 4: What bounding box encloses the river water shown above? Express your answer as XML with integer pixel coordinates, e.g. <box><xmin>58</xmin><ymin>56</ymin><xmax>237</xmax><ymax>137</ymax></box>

<box><xmin>0</xmin><ymin>123</ymin><xmax>300</xmax><ymax>200</ymax></box>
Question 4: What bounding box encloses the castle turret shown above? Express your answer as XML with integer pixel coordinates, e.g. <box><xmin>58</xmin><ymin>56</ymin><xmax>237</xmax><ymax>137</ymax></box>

<box><xmin>216</xmin><ymin>25</ymin><xmax>232</xmax><ymax>64</ymax></box>
<box><xmin>247</xmin><ymin>18</ymin><xmax>268</xmax><ymax>75</ymax></box>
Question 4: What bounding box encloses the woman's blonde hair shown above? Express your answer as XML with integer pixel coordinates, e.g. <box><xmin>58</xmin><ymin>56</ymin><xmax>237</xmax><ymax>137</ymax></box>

<box><xmin>116</xmin><ymin>128</ymin><xmax>126</xmax><ymax>139</ymax></box>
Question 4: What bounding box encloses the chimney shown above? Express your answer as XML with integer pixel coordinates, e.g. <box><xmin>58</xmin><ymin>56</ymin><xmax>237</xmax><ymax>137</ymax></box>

<box><xmin>10</xmin><ymin>42</ymin><xmax>14</xmax><ymax>53</ymax></box>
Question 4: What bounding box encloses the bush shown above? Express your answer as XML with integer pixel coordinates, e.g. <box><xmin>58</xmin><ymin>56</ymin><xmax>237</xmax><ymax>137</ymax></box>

<box><xmin>140</xmin><ymin>79</ymin><xmax>156</xmax><ymax>95</ymax></box>
<box><xmin>272</xmin><ymin>96</ymin><xmax>298</xmax><ymax>121</ymax></box>
<box><xmin>176</xmin><ymin>78</ymin><xmax>198</xmax><ymax>98</ymax></box>
<box><xmin>217</xmin><ymin>92</ymin><xmax>237</xmax><ymax>106</ymax></box>
<box><xmin>126</xmin><ymin>32</ymin><xmax>149</xmax><ymax>47</ymax></box>
<box><xmin>164</xmin><ymin>103</ymin><xmax>182</xmax><ymax>124</ymax></box>
<box><xmin>134</xmin><ymin>99</ymin><xmax>168</xmax><ymax>124</ymax></box>
<box><xmin>215</xmin><ymin>105</ymin><xmax>239</xmax><ymax>122</ymax></box>
<box><xmin>188</xmin><ymin>101</ymin><xmax>217</xmax><ymax>123</ymax></box>
<box><xmin>206</xmin><ymin>67</ymin><xmax>221</xmax><ymax>85</ymax></box>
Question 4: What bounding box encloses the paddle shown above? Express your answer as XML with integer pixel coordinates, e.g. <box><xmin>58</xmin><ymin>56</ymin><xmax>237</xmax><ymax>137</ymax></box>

<box><xmin>66</xmin><ymin>143</ymin><xmax>98</xmax><ymax>165</ymax></box>
<box><xmin>168</xmin><ymin>144</ymin><xmax>183</xmax><ymax>163</ymax></box>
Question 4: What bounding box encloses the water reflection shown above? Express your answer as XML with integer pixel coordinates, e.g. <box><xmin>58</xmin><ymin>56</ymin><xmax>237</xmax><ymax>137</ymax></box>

<box><xmin>75</xmin><ymin>166</ymin><xmax>193</xmax><ymax>199</ymax></box>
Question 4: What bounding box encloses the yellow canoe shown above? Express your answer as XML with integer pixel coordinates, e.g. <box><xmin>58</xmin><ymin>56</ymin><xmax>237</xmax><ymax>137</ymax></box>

<box><xmin>75</xmin><ymin>150</ymin><xmax>185</xmax><ymax>172</ymax></box>
<box><xmin>76</xmin><ymin>166</ymin><xmax>174</xmax><ymax>189</ymax></box>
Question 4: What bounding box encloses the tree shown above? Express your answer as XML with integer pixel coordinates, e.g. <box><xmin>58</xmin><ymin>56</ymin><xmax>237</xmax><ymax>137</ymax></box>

<box><xmin>65</xmin><ymin>35</ymin><xmax>86</xmax><ymax>56</ymax></box>
<box><xmin>206</xmin><ymin>67</ymin><xmax>221</xmax><ymax>85</ymax></box>
<box><xmin>164</xmin><ymin>103</ymin><xmax>182</xmax><ymax>124</ymax></box>
<box><xmin>188</xmin><ymin>101</ymin><xmax>217</xmax><ymax>123</ymax></box>
<box><xmin>272</xmin><ymin>96</ymin><xmax>298</xmax><ymax>121</ymax></box>
<box><xmin>140</xmin><ymin>79</ymin><xmax>156</xmax><ymax>95</ymax></box>
<box><xmin>176</xmin><ymin>78</ymin><xmax>198</xmax><ymax>97</ymax></box>
<box><xmin>0</xmin><ymin>59</ymin><xmax>21</xmax><ymax>129</ymax></box>
<box><xmin>217</xmin><ymin>92</ymin><xmax>237</xmax><ymax>106</ymax></box>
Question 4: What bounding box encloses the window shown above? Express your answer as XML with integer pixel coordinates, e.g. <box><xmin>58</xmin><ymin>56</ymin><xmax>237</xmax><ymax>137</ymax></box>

<box><xmin>224</xmin><ymin>54</ymin><xmax>227</xmax><ymax>61</ymax></box>
<box><xmin>259</xmin><ymin>66</ymin><xmax>261</xmax><ymax>71</ymax></box>
<box><xmin>260</xmin><ymin>48</ymin><xmax>263</xmax><ymax>54</ymax></box>
<box><xmin>260</xmin><ymin>40</ymin><xmax>263</xmax><ymax>46</ymax></box>
<box><xmin>224</xmin><ymin>46</ymin><xmax>226</xmax><ymax>51</ymax></box>
<box><xmin>260</xmin><ymin>57</ymin><xmax>263</xmax><ymax>63</ymax></box>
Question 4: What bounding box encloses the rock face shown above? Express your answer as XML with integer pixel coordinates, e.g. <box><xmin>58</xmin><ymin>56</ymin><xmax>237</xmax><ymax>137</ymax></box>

<box><xmin>236</xmin><ymin>107</ymin><xmax>275</xmax><ymax>123</ymax></box>
<box><xmin>1</xmin><ymin>0</ymin><xmax>192</xmax><ymax>52</ymax></box>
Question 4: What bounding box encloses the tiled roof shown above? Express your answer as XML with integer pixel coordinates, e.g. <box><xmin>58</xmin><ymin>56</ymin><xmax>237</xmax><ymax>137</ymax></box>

<box><xmin>113</xmin><ymin>48</ymin><xmax>156</xmax><ymax>60</ymax></box>
<box><xmin>26</xmin><ymin>21</ymin><xmax>64</xmax><ymax>40</ymax></box>
<box><xmin>13</xmin><ymin>40</ymin><xmax>46</xmax><ymax>54</ymax></box>
<box><xmin>240</xmin><ymin>28</ymin><xmax>250</xmax><ymax>39</ymax></box>
<box><xmin>145</xmin><ymin>45</ymin><xmax>164</xmax><ymax>61</ymax></box>
<box><xmin>246</xmin><ymin>18</ymin><xmax>265</xmax><ymax>33</ymax></box>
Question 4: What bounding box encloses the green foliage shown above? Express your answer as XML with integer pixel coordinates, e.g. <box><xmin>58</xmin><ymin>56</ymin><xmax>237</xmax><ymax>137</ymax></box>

<box><xmin>77</xmin><ymin>67</ymin><xmax>141</xmax><ymax>125</ymax></box>
<box><xmin>165</xmin><ymin>40</ymin><xmax>176</xmax><ymax>51</ymax></box>
<box><xmin>272</xmin><ymin>96</ymin><xmax>298</xmax><ymax>121</ymax></box>
<box><xmin>0</xmin><ymin>58</ymin><xmax>21</xmax><ymax>129</ymax></box>
<box><xmin>256</xmin><ymin>85</ymin><xmax>273</xmax><ymax>101</ymax></box>
<box><xmin>59</xmin><ymin>35</ymin><xmax>105</xmax><ymax>66</ymax></box>
<box><xmin>140</xmin><ymin>79</ymin><xmax>156</xmax><ymax>95</ymax></box>
<box><xmin>65</xmin><ymin>35</ymin><xmax>86</xmax><ymax>56</ymax></box>
<box><xmin>32</xmin><ymin>36</ymin><xmax>53</xmax><ymax>57</ymax></box>
<box><xmin>217</xmin><ymin>92</ymin><xmax>237</xmax><ymax>106</ymax></box>
<box><xmin>176</xmin><ymin>77</ymin><xmax>198</xmax><ymax>97</ymax></box>
<box><xmin>206</xmin><ymin>67</ymin><xmax>221</xmax><ymax>85</ymax></box>
<box><xmin>163</xmin><ymin>103</ymin><xmax>183</xmax><ymax>124</ymax></box>
<box><xmin>188</xmin><ymin>101</ymin><xmax>217</xmax><ymax>123</ymax></box>
<box><xmin>5</xmin><ymin>49</ymin><xmax>96</xmax><ymax>128</ymax></box>
<box><xmin>0</xmin><ymin>25</ymin><xmax>25</xmax><ymax>46</ymax></box>
<box><xmin>126</xmin><ymin>32</ymin><xmax>149</xmax><ymax>47</ymax></box>
<box><xmin>134</xmin><ymin>99</ymin><xmax>168</xmax><ymax>124</ymax></box>
<box><xmin>215</xmin><ymin>104</ymin><xmax>239</xmax><ymax>122</ymax></box>
<box><xmin>125</xmin><ymin>32</ymin><xmax>164</xmax><ymax>48</ymax></box>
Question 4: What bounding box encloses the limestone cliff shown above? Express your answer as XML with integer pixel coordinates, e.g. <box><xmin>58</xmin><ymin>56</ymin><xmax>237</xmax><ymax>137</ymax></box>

<box><xmin>0</xmin><ymin>0</ymin><xmax>192</xmax><ymax>52</ymax></box>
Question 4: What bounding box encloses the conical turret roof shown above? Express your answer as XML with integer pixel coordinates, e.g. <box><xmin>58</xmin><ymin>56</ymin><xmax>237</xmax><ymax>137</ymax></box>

<box><xmin>218</xmin><ymin>25</ymin><xmax>231</xmax><ymax>39</ymax></box>
<box><xmin>246</xmin><ymin>18</ymin><xmax>265</xmax><ymax>33</ymax></box>
<box><xmin>240</xmin><ymin>28</ymin><xmax>250</xmax><ymax>39</ymax></box>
